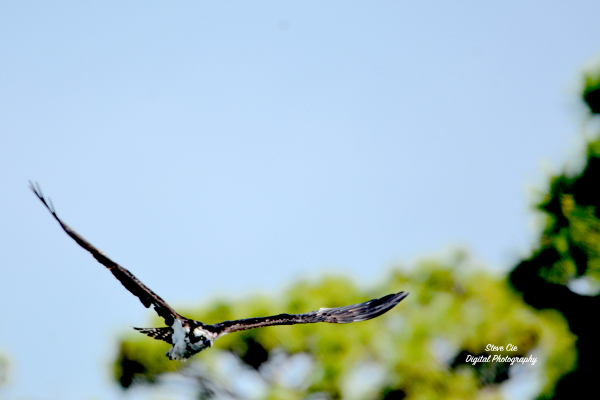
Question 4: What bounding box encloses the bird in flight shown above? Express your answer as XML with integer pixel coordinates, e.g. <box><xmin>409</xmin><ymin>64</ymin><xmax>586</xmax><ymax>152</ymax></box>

<box><xmin>30</xmin><ymin>182</ymin><xmax>408</xmax><ymax>360</ymax></box>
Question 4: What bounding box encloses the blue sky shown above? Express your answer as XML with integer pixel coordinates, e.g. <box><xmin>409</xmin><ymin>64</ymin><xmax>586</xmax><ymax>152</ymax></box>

<box><xmin>1</xmin><ymin>1</ymin><xmax>600</xmax><ymax>399</ymax></box>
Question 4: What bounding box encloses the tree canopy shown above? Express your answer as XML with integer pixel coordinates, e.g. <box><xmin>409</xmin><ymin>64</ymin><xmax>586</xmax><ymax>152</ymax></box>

<box><xmin>509</xmin><ymin>68</ymin><xmax>600</xmax><ymax>399</ymax></box>
<box><xmin>114</xmin><ymin>254</ymin><xmax>574</xmax><ymax>399</ymax></box>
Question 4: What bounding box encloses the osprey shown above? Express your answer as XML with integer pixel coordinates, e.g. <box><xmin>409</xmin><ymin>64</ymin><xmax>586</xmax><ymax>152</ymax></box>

<box><xmin>30</xmin><ymin>182</ymin><xmax>408</xmax><ymax>360</ymax></box>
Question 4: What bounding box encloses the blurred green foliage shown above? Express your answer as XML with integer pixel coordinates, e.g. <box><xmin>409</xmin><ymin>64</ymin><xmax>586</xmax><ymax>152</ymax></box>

<box><xmin>0</xmin><ymin>353</ymin><xmax>7</xmax><ymax>388</ymax></box>
<box><xmin>508</xmin><ymin>71</ymin><xmax>600</xmax><ymax>399</ymax></box>
<box><xmin>583</xmin><ymin>69</ymin><xmax>600</xmax><ymax>114</ymax></box>
<box><xmin>114</xmin><ymin>254</ymin><xmax>575</xmax><ymax>399</ymax></box>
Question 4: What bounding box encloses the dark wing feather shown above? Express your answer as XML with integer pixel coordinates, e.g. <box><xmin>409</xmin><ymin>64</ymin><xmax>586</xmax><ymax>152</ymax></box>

<box><xmin>134</xmin><ymin>327</ymin><xmax>173</xmax><ymax>344</ymax></box>
<box><xmin>30</xmin><ymin>182</ymin><xmax>180</xmax><ymax>327</ymax></box>
<box><xmin>209</xmin><ymin>291</ymin><xmax>408</xmax><ymax>338</ymax></box>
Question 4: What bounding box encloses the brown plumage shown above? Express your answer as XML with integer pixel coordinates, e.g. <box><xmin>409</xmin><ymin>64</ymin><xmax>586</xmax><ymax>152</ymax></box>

<box><xmin>30</xmin><ymin>182</ymin><xmax>408</xmax><ymax>360</ymax></box>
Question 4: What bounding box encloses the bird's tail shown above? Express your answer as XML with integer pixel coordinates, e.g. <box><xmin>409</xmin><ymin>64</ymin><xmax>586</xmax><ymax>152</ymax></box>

<box><xmin>134</xmin><ymin>327</ymin><xmax>173</xmax><ymax>344</ymax></box>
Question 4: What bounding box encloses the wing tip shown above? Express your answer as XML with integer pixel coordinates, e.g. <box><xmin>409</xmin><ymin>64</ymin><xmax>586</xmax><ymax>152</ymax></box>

<box><xmin>394</xmin><ymin>291</ymin><xmax>409</xmax><ymax>302</ymax></box>
<box><xmin>351</xmin><ymin>290</ymin><xmax>409</xmax><ymax>322</ymax></box>
<box><xmin>29</xmin><ymin>181</ymin><xmax>57</xmax><ymax>216</ymax></box>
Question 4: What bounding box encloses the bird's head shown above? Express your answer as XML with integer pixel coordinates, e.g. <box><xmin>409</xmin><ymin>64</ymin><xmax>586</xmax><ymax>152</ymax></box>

<box><xmin>188</xmin><ymin>326</ymin><xmax>214</xmax><ymax>352</ymax></box>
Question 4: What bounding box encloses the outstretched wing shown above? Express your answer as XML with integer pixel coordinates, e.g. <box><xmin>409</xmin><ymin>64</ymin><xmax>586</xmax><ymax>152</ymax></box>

<box><xmin>30</xmin><ymin>182</ymin><xmax>181</xmax><ymax>327</ymax></box>
<box><xmin>209</xmin><ymin>291</ymin><xmax>408</xmax><ymax>338</ymax></box>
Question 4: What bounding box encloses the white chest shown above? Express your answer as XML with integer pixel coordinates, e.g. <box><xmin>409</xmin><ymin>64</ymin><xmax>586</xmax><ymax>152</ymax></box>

<box><xmin>166</xmin><ymin>319</ymin><xmax>188</xmax><ymax>360</ymax></box>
